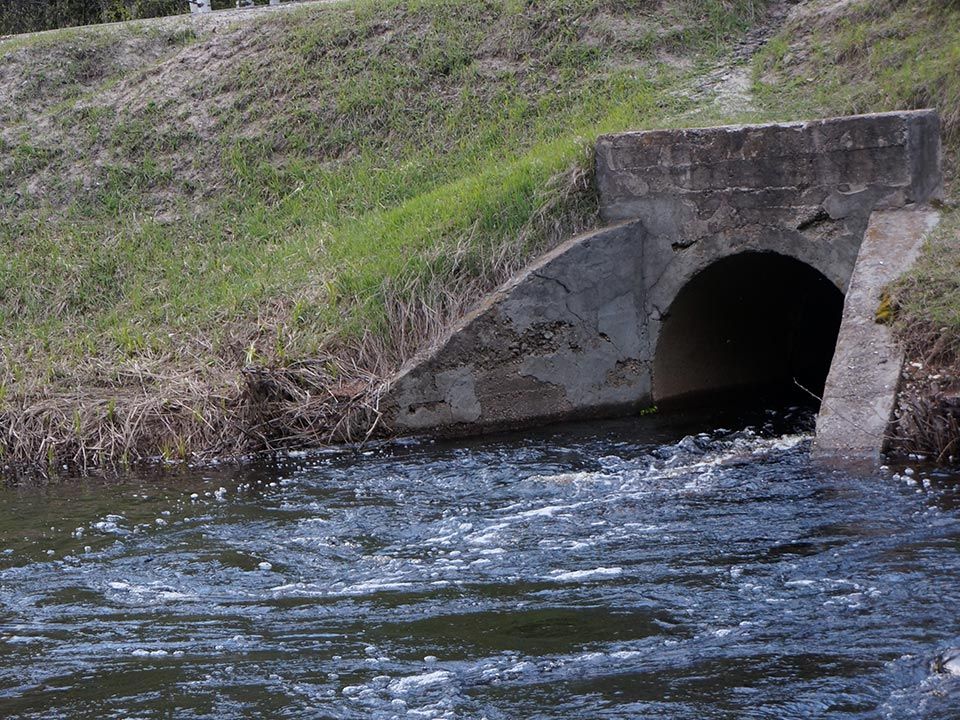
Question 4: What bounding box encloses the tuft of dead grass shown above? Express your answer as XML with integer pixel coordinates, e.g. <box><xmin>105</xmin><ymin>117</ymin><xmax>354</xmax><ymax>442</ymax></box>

<box><xmin>1</xmin><ymin>355</ymin><xmax>384</xmax><ymax>478</ymax></box>
<box><xmin>886</xmin><ymin>206</ymin><xmax>960</xmax><ymax>462</ymax></box>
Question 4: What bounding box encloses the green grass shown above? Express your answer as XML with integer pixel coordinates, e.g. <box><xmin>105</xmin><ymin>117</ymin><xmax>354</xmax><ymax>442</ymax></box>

<box><xmin>1</xmin><ymin>0</ymin><xmax>763</xmax><ymax>393</ymax></box>
<box><xmin>891</xmin><ymin>210</ymin><xmax>960</xmax><ymax>342</ymax></box>
<box><xmin>0</xmin><ymin>0</ymin><xmax>773</xmax><ymax>465</ymax></box>
<box><xmin>3</xmin><ymin>0</ymin><xmax>960</xmax><ymax>473</ymax></box>
<box><xmin>5</xmin><ymin>0</ymin><xmax>960</xmax><ymax>468</ymax></box>
<box><xmin>753</xmin><ymin>0</ymin><xmax>960</xmax><ymax>140</ymax></box>
<box><xmin>0</xmin><ymin>23</ymin><xmax>199</xmax><ymax>125</ymax></box>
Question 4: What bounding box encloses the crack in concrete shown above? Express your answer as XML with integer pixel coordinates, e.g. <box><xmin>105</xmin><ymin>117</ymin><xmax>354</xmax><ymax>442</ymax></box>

<box><xmin>643</xmin><ymin>261</ymin><xmax>671</xmax><ymax>303</ymax></box>
<box><xmin>532</xmin><ymin>271</ymin><xmax>591</xmax><ymax>328</ymax></box>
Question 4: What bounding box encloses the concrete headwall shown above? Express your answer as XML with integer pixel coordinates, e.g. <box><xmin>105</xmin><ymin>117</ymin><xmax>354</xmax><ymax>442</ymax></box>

<box><xmin>382</xmin><ymin>111</ymin><xmax>942</xmax><ymax>437</ymax></box>
<box><xmin>596</xmin><ymin>110</ymin><xmax>942</xmax><ymax>323</ymax></box>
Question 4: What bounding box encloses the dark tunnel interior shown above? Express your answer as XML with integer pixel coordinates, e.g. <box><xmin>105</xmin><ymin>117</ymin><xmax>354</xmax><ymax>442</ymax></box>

<box><xmin>652</xmin><ymin>252</ymin><xmax>845</xmax><ymax>409</ymax></box>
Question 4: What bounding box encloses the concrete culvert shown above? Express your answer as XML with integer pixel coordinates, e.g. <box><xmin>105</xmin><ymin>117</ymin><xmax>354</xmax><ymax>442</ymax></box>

<box><xmin>385</xmin><ymin>113</ymin><xmax>941</xmax><ymax>465</ymax></box>
<box><xmin>652</xmin><ymin>252</ymin><xmax>844</xmax><ymax>408</ymax></box>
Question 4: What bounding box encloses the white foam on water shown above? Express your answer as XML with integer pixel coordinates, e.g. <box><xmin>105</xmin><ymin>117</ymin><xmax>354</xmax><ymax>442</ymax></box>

<box><xmin>104</xmin><ymin>580</ymin><xmax>195</xmax><ymax>604</ymax></box>
<box><xmin>610</xmin><ymin>650</ymin><xmax>645</xmax><ymax>660</ymax></box>
<box><xmin>3</xmin><ymin>635</ymin><xmax>39</xmax><ymax>645</ymax></box>
<box><xmin>463</xmin><ymin>529</ymin><xmax>504</xmax><ymax>547</ymax></box>
<box><xmin>526</xmin><ymin>471</ymin><xmax>614</xmax><ymax>485</ymax></box>
<box><xmin>130</xmin><ymin>648</ymin><xmax>169</xmax><ymax>657</ymax></box>
<box><xmin>549</xmin><ymin>567</ymin><xmax>623</xmax><ymax>582</ymax></box>
<box><xmin>268</xmin><ymin>579</ymin><xmax>415</xmax><ymax>598</ymax></box>
<box><xmin>92</xmin><ymin>514</ymin><xmax>131</xmax><ymax>536</ymax></box>
<box><xmin>505</xmin><ymin>504</ymin><xmax>574</xmax><ymax>520</ymax></box>
<box><xmin>388</xmin><ymin>670</ymin><xmax>453</xmax><ymax>695</ymax></box>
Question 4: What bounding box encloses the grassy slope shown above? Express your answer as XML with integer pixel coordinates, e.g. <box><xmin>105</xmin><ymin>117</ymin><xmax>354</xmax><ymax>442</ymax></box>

<box><xmin>4</xmin><ymin>0</ymin><xmax>958</xmax><ymax>470</ymax></box>
<box><xmin>0</xmin><ymin>0</ymin><xmax>768</xmax><ymax>469</ymax></box>
<box><xmin>751</xmin><ymin>0</ymin><xmax>960</xmax><ymax>457</ymax></box>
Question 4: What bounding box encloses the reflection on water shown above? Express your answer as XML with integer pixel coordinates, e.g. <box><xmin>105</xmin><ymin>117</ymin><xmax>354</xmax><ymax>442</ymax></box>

<box><xmin>1</xmin><ymin>407</ymin><xmax>960</xmax><ymax>718</ymax></box>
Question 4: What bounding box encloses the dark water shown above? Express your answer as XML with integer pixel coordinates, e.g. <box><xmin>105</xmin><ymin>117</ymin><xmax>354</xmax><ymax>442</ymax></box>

<box><xmin>2</xmin><ymin>409</ymin><xmax>960</xmax><ymax>719</ymax></box>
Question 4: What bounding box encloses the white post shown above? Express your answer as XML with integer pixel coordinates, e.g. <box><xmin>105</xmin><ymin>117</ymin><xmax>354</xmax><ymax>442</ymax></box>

<box><xmin>188</xmin><ymin>0</ymin><xmax>211</xmax><ymax>12</ymax></box>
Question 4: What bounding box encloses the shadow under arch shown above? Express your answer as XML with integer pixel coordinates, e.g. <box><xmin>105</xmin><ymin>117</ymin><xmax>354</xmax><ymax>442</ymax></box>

<box><xmin>652</xmin><ymin>251</ymin><xmax>844</xmax><ymax>408</ymax></box>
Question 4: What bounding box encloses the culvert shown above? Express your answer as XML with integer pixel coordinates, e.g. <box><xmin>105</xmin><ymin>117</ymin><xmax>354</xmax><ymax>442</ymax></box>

<box><xmin>652</xmin><ymin>252</ymin><xmax>844</xmax><ymax>408</ymax></box>
<box><xmin>384</xmin><ymin>111</ymin><xmax>943</xmax><ymax>467</ymax></box>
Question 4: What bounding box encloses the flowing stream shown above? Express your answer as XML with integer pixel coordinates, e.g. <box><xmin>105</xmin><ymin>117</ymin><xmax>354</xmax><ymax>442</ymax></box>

<box><xmin>2</xmin><ymin>407</ymin><xmax>960</xmax><ymax>718</ymax></box>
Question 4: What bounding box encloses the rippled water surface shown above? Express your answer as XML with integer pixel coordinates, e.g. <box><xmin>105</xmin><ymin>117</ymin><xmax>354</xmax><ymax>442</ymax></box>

<box><xmin>3</xmin><ymin>409</ymin><xmax>960</xmax><ymax>719</ymax></box>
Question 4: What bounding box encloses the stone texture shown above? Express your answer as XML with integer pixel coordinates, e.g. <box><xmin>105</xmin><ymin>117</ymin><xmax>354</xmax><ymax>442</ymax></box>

<box><xmin>812</xmin><ymin>208</ymin><xmax>941</xmax><ymax>471</ymax></box>
<box><xmin>382</xmin><ymin>111</ymin><xmax>943</xmax><ymax>442</ymax></box>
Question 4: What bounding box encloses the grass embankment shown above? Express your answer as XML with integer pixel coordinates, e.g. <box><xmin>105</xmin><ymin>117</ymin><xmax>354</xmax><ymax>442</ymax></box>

<box><xmin>752</xmin><ymin>0</ymin><xmax>960</xmax><ymax>459</ymax></box>
<box><xmin>0</xmin><ymin>0</ymin><xmax>769</xmax><ymax>472</ymax></box>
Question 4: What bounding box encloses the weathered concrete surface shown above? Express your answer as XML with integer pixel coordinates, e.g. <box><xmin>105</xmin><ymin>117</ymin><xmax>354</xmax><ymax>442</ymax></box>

<box><xmin>382</xmin><ymin>111</ymin><xmax>943</xmax><ymax>439</ymax></box>
<box><xmin>598</xmin><ymin>111</ymin><xmax>941</xmax><ymax>227</ymax></box>
<box><xmin>812</xmin><ymin>208</ymin><xmax>941</xmax><ymax>470</ymax></box>
<box><xmin>384</xmin><ymin>220</ymin><xmax>653</xmax><ymax>434</ymax></box>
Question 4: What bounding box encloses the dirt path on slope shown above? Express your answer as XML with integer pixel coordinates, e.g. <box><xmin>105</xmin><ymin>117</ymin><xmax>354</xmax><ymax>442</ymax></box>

<box><xmin>681</xmin><ymin>0</ymin><xmax>800</xmax><ymax>118</ymax></box>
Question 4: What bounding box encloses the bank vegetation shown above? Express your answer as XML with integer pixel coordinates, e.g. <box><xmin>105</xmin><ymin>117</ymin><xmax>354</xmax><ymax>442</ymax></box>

<box><xmin>1</xmin><ymin>0</ymin><xmax>958</xmax><ymax>474</ymax></box>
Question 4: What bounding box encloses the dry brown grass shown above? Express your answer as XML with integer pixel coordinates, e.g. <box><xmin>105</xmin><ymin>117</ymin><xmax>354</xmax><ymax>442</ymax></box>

<box><xmin>887</xmin><ymin>200</ymin><xmax>960</xmax><ymax>462</ymax></box>
<box><xmin>1</xmin><ymin>356</ymin><xmax>383</xmax><ymax>478</ymax></box>
<box><xmin>890</xmin><ymin>356</ymin><xmax>960</xmax><ymax>463</ymax></box>
<box><xmin>0</xmin><ymin>157</ymin><xmax>595</xmax><ymax>477</ymax></box>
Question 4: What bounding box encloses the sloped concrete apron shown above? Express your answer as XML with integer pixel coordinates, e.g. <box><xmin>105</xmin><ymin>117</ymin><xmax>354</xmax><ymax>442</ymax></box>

<box><xmin>382</xmin><ymin>110</ymin><xmax>943</xmax><ymax>448</ymax></box>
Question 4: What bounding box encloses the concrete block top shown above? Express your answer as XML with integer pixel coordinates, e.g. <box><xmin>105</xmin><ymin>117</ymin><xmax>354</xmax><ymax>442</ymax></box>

<box><xmin>597</xmin><ymin>110</ymin><xmax>942</xmax><ymax>227</ymax></box>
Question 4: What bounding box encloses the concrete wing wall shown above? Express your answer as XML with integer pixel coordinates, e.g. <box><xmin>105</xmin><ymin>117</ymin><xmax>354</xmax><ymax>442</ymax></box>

<box><xmin>383</xmin><ymin>221</ymin><xmax>655</xmax><ymax>435</ymax></box>
<box><xmin>813</xmin><ymin>208</ymin><xmax>941</xmax><ymax>470</ymax></box>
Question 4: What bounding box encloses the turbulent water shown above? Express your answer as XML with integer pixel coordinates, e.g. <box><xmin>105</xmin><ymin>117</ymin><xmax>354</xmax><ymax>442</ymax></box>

<box><xmin>2</xmin><ymin>408</ymin><xmax>960</xmax><ymax>719</ymax></box>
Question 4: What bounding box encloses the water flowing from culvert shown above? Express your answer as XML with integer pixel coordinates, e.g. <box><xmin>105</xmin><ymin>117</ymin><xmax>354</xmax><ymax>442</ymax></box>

<box><xmin>2</xmin><ymin>407</ymin><xmax>960</xmax><ymax>719</ymax></box>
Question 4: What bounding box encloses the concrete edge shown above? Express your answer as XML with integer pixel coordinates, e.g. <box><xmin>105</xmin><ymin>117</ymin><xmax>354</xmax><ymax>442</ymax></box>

<box><xmin>595</xmin><ymin>109</ymin><xmax>940</xmax><ymax>144</ymax></box>
<box><xmin>812</xmin><ymin>206</ymin><xmax>941</xmax><ymax>472</ymax></box>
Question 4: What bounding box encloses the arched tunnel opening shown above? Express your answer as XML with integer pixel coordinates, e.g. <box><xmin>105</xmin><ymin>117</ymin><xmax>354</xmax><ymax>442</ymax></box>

<box><xmin>652</xmin><ymin>252</ymin><xmax>845</xmax><ymax>410</ymax></box>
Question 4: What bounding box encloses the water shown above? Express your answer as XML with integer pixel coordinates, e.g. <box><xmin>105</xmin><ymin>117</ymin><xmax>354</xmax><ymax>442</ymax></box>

<box><xmin>2</xmin><ymin>408</ymin><xmax>960</xmax><ymax>719</ymax></box>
